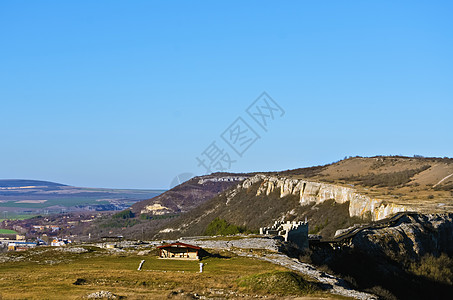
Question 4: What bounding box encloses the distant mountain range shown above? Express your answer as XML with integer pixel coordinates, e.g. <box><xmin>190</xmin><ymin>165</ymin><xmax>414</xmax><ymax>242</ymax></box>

<box><xmin>0</xmin><ymin>179</ymin><xmax>165</xmax><ymax>214</ymax></box>
<box><xmin>0</xmin><ymin>179</ymin><xmax>67</xmax><ymax>188</ymax></box>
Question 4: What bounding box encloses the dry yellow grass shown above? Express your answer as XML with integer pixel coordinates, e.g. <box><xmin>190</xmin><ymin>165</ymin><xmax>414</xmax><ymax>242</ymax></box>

<box><xmin>0</xmin><ymin>246</ymin><xmax>341</xmax><ymax>299</ymax></box>
<box><xmin>289</xmin><ymin>156</ymin><xmax>453</xmax><ymax>214</ymax></box>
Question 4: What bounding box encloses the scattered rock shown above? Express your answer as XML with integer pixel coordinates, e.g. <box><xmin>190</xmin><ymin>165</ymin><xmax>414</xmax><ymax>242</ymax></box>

<box><xmin>86</xmin><ymin>290</ymin><xmax>119</xmax><ymax>299</ymax></box>
<box><xmin>167</xmin><ymin>289</ymin><xmax>198</xmax><ymax>299</ymax></box>
<box><xmin>73</xmin><ymin>278</ymin><xmax>87</xmax><ymax>285</ymax></box>
<box><xmin>137</xmin><ymin>250</ymin><xmax>151</xmax><ymax>256</ymax></box>
<box><xmin>57</xmin><ymin>247</ymin><xmax>89</xmax><ymax>253</ymax></box>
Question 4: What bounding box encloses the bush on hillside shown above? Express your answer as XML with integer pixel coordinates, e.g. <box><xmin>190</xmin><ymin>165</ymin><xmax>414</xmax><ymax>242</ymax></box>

<box><xmin>113</xmin><ymin>210</ymin><xmax>135</xmax><ymax>219</ymax></box>
<box><xmin>341</xmin><ymin>165</ymin><xmax>430</xmax><ymax>187</ymax></box>
<box><xmin>409</xmin><ymin>253</ymin><xmax>453</xmax><ymax>285</ymax></box>
<box><xmin>204</xmin><ymin>217</ymin><xmax>246</xmax><ymax>236</ymax></box>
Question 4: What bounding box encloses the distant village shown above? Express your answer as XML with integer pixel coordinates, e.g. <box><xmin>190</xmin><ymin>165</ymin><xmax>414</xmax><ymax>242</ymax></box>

<box><xmin>1</xmin><ymin>214</ymin><xmax>312</xmax><ymax>256</ymax></box>
<box><xmin>0</xmin><ymin>212</ymin><xmax>103</xmax><ymax>252</ymax></box>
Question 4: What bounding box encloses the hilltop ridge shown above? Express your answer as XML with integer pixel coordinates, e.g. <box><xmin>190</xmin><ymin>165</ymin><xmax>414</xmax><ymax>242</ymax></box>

<box><xmin>84</xmin><ymin>155</ymin><xmax>453</xmax><ymax>240</ymax></box>
<box><xmin>130</xmin><ymin>173</ymin><xmax>249</xmax><ymax>216</ymax></box>
<box><xmin>0</xmin><ymin>179</ymin><xmax>67</xmax><ymax>188</ymax></box>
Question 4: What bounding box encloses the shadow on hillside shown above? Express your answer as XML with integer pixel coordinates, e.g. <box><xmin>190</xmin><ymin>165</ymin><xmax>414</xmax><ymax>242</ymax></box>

<box><xmin>302</xmin><ymin>247</ymin><xmax>453</xmax><ymax>300</ymax></box>
<box><xmin>208</xmin><ymin>252</ymin><xmax>231</xmax><ymax>259</ymax></box>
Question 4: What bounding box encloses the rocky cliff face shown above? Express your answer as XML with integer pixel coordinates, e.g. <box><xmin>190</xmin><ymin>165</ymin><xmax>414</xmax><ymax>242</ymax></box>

<box><xmin>239</xmin><ymin>174</ymin><xmax>407</xmax><ymax>221</ymax></box>
<box><xmin>352</xmin><ymin>213</ymin><xmax>453</xmax><ymax>260</ymax></box>
<box><xmin>309</xmin><ymin>213</ymin><xmax>453</xmax><ymax>300</ymax></box>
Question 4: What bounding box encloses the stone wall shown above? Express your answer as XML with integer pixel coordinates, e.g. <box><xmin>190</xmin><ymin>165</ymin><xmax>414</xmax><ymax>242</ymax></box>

<box><xmin>180</xmin><ymin>237</ymin><xmax>282</xmax><ymax>252</ymax></box>
<box><xmin>260</xmin><ymin>220</ymin><xmax>308</xmax><ymax>249</ymax></box>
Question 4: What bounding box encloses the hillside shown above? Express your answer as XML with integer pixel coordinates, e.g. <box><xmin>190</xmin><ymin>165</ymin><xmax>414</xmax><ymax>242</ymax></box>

<box><xmin>72</xmin><ymin>156</ymin><xmax>453</xmax><ymax>240</ymax></box>
<box><xmin>150</xmin><ymin>156</ymin><xmax>453</xmax><ymax>239</ymax></box>
<box><xmin>81</xmin><ymin>173</ymin><xmax>249</xmax><ymax>239</ymax></box>
<box><xmin>281</xmin><ymin>155</ymin><xmax>453</xmax><ymax>214</ymax></box>
<box><xmin>0</xmin><ymin>179</ymin><xmax>67</xmax><ymax>188</ymax></box>
<box><xmin>130</xmin><ymin>173</ymin><xmax>249</xmax><ymax>215</ymax></box>
<box><xmin>153</xmin><ymin>179</ymin><xmax>356</xmax><ymax>239</ymax></box>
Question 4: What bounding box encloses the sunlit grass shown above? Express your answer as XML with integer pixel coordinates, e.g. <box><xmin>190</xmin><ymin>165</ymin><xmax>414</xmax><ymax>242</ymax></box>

<box><xmin>0</xmin><ymin>246</ymin><xmax>343</xmax><ymax>299</ymax></box>
<box><xmin>0</xmin><ymin>229</ymin><xmax>17</xmax><ymax>234</ymax></box>
<box><xmin>0</xmin><ymin>247</ymin><xmax>278</xmax><ymax>299</ymax></box>
<box><xmin>0</xmin><ymin>214</ymin><xmax>38</xmax><ymax>222</ymax></box>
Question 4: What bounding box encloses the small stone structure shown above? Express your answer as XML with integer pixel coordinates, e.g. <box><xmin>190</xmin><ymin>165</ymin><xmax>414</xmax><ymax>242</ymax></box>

<box><xmin>157</xmin><ymin>242</ymin><xmax>205</xmax><ymax>260</ymax></box>
<box><xmin>260</xmin><ymin>220</ymin><xmax>308</xmax><ymax>249</ymax></box>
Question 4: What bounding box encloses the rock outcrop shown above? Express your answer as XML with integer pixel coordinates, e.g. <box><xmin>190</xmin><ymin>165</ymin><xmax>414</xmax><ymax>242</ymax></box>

<box><xmin>352</xmin><ymin>213</ymin><xmax>453</xmax><ymax>260</ymax></box>
<box><xmin>140</xmin><ymin>203</ymin><xmax>172</xmax><ymax>215</ymax></box>
<box><xmin>239</xmin><ymin>174</ymin><xmax>408</xmax><ymax>221</ymax></box>
<box><xmin>198</xmin><ymin>176</ymin><xmax>248</xmax><ymax>184</ymax></box>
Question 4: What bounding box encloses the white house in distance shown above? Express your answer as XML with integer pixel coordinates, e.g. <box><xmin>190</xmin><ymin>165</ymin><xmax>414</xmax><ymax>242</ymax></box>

<box><xmin>51</xmin><ymin>238</ymin><xmax>72</xmax><ymax>246</ymax></box>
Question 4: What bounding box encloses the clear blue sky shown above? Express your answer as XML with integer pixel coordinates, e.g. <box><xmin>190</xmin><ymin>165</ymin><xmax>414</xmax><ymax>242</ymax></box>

<box><xmin>1</xmin><ymin>1</ymin><xmax>452</xmax><ymax>189</ymax></box>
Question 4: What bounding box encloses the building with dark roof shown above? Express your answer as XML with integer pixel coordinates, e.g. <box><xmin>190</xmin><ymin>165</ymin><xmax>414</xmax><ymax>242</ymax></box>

<box><xmin>156</xmin><ymin>242</ymin><xmax>205</xmax><ymax>260</ymax></box>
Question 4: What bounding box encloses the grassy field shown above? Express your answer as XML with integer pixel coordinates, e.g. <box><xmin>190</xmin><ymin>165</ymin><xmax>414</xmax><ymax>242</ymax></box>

<box><xmin>0</xmin><ymin>246</ymin><xmax>340</xmax><ymax>299</ymax></box>
<box><xmin>0</xmin><ymin>214</ymin><xmax>36</xmax><ymax>222</ymax></box>
<box><xmin>0</xmin><ymin>183</ymin><xmax>165</xmax><ymax>211</ymax></box>
<box><xmin>0</xmin><ymin>197</ymin><xmax>111</xmax><ymax>208</ymax></box>
<box><xmin>0</xmin><ymin>229</ymin><xmax>17</xmax><ymax>234</ymax></box>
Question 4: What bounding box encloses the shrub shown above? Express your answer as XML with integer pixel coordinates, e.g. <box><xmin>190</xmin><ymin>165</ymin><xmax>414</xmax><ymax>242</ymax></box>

<box><xmin>204</xmin><ymin>217</ymin><xmax>246</xmax><ymax>236</ymax></box>
<box><xmin>409</xmin><ymin>253</ymin><xmax>453</xmax><ymax>285</ymax></box>
<box><xmin>140</xmin><ymin>214</ymin><xmax>151</xmax><ymax>220</ymax></box>
<box><xmin>112</xmin><ymin>210</ymin><xmax>134</xmax><ymax>219</ymax></box>
<box><xmin>280</xmin><ymin>165</ymin><xmax>326</xmax><ymax>178</ymax></box>
<box><xmin>434</xmin><ymin>183</ymin><xmax>453</xmax><ymax>191</ymax></box>
<box><xmin>140</xmin><ymin>213</ymin><xmax>178</xmax><ymax>220</ymax></box>
<box><xmin>340</xmin><ymin>165</ymin><xmax>430</xmax><ymax>187</ymax></box>
<box><xmin>365</xmin><ymin>286</ymin><xmax>397</xmax><ymax>300</ymax></box>
<box><xmin>309</xmin><ymin>218</ymin><xmax>328</xmax><ymax>234</ymax></box>
<box><xmin>100</xmin><ymin>210</ymin><xmax>139</xmax><ymax>228</ymax></box>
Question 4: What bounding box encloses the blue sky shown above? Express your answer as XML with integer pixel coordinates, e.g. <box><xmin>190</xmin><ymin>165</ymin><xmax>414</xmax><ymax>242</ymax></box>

<box><xmin>1</xmin><ymin>1</ymin><xmax>452</xmax><ymax>189</ymax></box>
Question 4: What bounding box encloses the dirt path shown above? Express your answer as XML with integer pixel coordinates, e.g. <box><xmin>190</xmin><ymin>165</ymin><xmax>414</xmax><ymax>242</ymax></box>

<box><xmin>433</xmin><ymin>173</ymin><xmax>453</xmax><ymax>188</ymax></box>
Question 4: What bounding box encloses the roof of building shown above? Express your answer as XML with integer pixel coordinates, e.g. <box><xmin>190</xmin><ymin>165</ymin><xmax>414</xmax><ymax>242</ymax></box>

<box><xmin>156</xmin><ymin>242</ymin><xmax>201</xmax><ymax>250</ymax></box>
<box><xmin>8</xmin><ymin>241</ymin><xmax>37</xmax><ymax>245</ymax></box>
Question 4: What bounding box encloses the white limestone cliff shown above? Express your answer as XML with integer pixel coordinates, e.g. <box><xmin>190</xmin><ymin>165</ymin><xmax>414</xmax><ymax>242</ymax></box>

<box><xmin>198</xmin><ymin>176</ymin><xmax>248</xmax><ymax>185</ymax></box>
<box><xmin>240</xmin><ymin>174</ymin><xmax>407</xmax><ymax>221</ymax></box>
<box><xmin>140</xmin><ymin>203</ymin><xmax>171</xmax><ymax>215</ymax></box>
